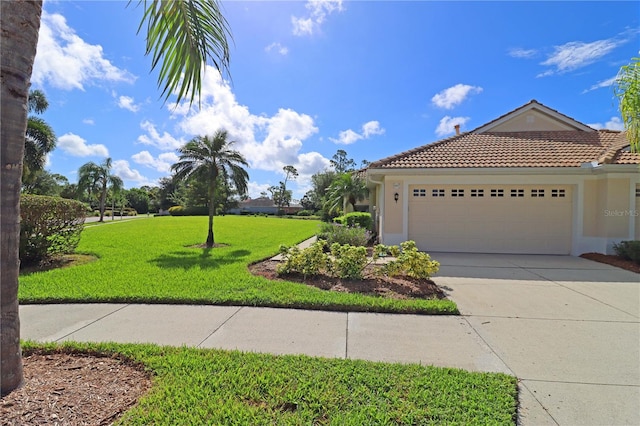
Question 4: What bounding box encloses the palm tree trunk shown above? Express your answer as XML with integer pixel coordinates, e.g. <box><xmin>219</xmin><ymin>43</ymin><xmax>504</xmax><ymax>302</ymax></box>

<box><xmin>206</xmin><ymin>181</ymin><xmax>215</xmax><ymax>247</ymax></box>
<box><xmin>1</xmin><ymin>0</ymin><xmax>42</xmax><ymax>396</ymax></box>
<box><xmin>99</xmin><ymin>181</ymin><xmax>107</xmax><ymax>222</ymax></box>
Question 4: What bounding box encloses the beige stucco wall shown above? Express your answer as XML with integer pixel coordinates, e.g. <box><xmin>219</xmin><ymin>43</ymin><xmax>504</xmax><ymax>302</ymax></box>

<box><xmin>490</xmin><ymin>110</ymin><xmax>578</xmax><ymax>132</ymax></box>
<box><xmin>584</xmin><ymin>177</ymin><xmax>633</xmax><ymax>239</ymax></box>
<box><xmin>384</xmin><ymin>179</ymin><xmax>403</xmax><ymax>234</ymax></box>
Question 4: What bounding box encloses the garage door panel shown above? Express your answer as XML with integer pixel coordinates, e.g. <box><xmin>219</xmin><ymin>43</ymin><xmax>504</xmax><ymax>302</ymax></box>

<box><xmin>408</xmin><ymin>185</ymin><xmax>572</xmax><ymax>254</ymax></box>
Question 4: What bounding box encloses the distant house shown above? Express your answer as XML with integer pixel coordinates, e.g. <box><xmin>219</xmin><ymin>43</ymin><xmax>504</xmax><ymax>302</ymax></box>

<box><xmin>365</xmin><ymin>100</ymin><xmax>640</xmax><ymax>255</ymax></box>
<box><xmin>228</xmin><ymin>197</ymin><xmax>303</xmax><ymax>215</ymax></box>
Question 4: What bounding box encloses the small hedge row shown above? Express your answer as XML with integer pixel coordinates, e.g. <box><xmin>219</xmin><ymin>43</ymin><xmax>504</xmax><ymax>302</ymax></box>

<box><xmin>168</xmin><ymin>206</ymin><xmax>209</xmax><ymax>216</ymax></box>
<box><xmin>20</xmin><ymin>195</ymin><xmax>87</xmax><ymax>264</ymax></box>
<box><xmin>333</xmin><ymin>212</ymin><xmax>372</xmax><ymax>230</ymax></box>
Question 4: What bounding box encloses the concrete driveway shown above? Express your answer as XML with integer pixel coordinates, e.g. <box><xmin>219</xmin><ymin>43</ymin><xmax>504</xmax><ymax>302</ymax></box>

<box><xmin>434</xmin><ymin>253</ymin><xmax>639</xmax><ymax>426</ymax></box>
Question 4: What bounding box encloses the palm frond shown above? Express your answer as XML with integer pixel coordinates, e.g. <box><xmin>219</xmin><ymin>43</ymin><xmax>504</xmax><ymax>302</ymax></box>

<box><xmin>137</xmin><ymin>0</ymin><xmax>232</xmax><ymax>106</ymax></box>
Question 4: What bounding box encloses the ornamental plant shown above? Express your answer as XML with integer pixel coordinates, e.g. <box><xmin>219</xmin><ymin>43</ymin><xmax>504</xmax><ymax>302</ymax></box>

<box><xmin>277</xmin><ymin>240</ymin><xmax>328</xmax><ymax>278</ymax></box>
<box><xmin>379</xmin><ymin>240</ymin><xmax>440</xmax><ymax>279</ymax></box>
<box><xmin>328</xmin><ymin>243</ymin><xmax>368</xmax><ymax>280</ymax></box>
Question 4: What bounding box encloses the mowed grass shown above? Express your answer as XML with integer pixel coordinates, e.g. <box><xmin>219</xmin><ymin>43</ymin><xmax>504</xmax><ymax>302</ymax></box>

<box><xmin>24</xmin><ymin>341</ymin><xmax>517</xmax><ymax>425</ymax></box>
<box><xmin>19</xmin><ymin>216</ymin><xmax>457</xmax><ymax>314</ymax></box>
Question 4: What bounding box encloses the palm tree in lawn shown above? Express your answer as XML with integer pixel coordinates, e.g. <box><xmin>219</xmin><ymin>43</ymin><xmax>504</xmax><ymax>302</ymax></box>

<box><xmin>325</xmin><ymin>172</ymin><xmax>369</xmax><ymax>215</ymax></box>
<box><xmin>23</xmin><ymin>89</ymin><xmax>56</xmax><ymax>186</ymax></box>
<box><xmin>1</xmin><ymin>0</ymin><xmax>231</xmax><ymax>395</ymax></box>
<box><xmin>172</xmin><ymin>130</ymin><xmax>249</xmax><ymax>248</ymax></box>
<box><xmin>78</xmin><ymin>158</ymin><xmax>123</xmax><ymax>222</ymax></box>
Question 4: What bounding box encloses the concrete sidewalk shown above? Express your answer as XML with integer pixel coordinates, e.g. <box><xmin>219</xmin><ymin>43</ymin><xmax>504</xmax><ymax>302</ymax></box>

<box><xmin>19</xmin><ymin>253</ymin><xmax>640</xmax><ymax>425</ymax></box>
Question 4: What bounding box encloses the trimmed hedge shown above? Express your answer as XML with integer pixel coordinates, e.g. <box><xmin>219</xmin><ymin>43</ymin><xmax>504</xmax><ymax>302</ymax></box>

<box><xmin>334</xmin><ymin>212</ymin><xmax>373</xmax><ymax>230</ymax></box>
<box><xmin>20</xmin><ymin>195</ymin><xmax>87</xmax><ymax>264</ymax></box>
<box><xmin>168</xmin><ymin>206</ymin><xmax>209</xmax><ymax>216</ymax></box>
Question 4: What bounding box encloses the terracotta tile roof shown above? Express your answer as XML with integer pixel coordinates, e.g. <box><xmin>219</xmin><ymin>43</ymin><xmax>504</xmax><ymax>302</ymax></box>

<box><xmin>369</xmin><ymin>130</ymin><xmax>639</xmax><ymax>169</ymax></box>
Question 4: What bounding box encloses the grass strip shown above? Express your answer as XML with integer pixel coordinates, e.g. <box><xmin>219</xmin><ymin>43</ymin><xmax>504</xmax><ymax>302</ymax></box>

<box><xmin>23</xmin><ymin>341</ymin><xmax>517</xmax><ymax>425</ymax></box>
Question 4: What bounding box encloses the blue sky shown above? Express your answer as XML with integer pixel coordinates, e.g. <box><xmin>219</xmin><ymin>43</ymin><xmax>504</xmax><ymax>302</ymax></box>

<box><xmin>34</xmin><ymin>1</ymin><xmax>639</xmax><ymax>199</ymax></box>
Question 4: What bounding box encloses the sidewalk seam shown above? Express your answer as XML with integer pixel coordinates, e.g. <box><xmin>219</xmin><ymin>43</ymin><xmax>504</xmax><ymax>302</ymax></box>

<box><xmin>196</xmin><ymin>306</ymin><xmax>244</xmax><ymax>348</ymax></box>
<box><xmin>53</xmin><ymin>304</ymin><xmax>131</xmax><ymax>342</ymax></box>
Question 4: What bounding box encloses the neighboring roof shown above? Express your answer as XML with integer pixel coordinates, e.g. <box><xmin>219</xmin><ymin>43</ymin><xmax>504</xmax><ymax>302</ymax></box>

<box><xmin>368</xmin><ymin>100</ymin><xmax>639</xmax><ymax>169</ymax></box>
<box><xmin>369</xmin><ymin>130</ymin><xmax>639</xmax><ymax>169</ymax></box>
<box><xmin>239</xmin><ymin>197</ymin><xmax>275</xmax><ymax>207</ymax></box>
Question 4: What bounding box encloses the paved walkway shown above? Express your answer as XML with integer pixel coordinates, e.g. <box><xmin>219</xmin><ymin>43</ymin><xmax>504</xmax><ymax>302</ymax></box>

<box><xmin>20</xmin><ymin>253</ymin><xmax>639</xmax><ymax>425</ymax></box>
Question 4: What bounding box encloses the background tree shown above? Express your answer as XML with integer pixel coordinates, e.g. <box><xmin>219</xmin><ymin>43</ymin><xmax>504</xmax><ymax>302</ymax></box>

<box><xmin>325</xmin><ymin>172</ymin><xmax>369</xmax><ymax>215</ymax></box>
<box><xmin>23</xmin><ymin>89</ymin><xmax>56</xmax><ymax>186</ymax></box>
<box><xmin>21</xmin><ymin>170</ymin><xmax>68</xmax><ymax>197</ymax></box>
<box><xmin>126</xmin><ymin>187</ymin><xmax>150</xmax><ymax>214</ymax></box>
<box><xmin>2</xmin><ymin>0</ymin><xmax>232</xmax><ymax>395</ymax></box>
<box><xmin>172</xmin><ymin>130</ymin><xmax>248</xmax><ymax>247</ymax></box>
<box><xmin>614</xmin><ymin>57</ymin><xmax>639</xmax><ymax>153</ymax></box>
<box><xmin>269</xmin><ymin>165</ymin><xmax>298</xmax><ymax>213</ymax></box>
<box><xmin>78</xmin><ymin>158</ymin><xmax>123</xmax><ymax>222</ymax></box>
<box><xmin>330</xmin><ymin>149</ymin><xmax>356</xmax><ymax>173</ymax></box>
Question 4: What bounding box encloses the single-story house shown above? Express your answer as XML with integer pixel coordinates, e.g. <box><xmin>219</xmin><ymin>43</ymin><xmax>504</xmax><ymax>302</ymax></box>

<box><xmin>228</xmin><ymin>197</ymin><xmax>303</xmax><ymax>215</ymax></box>
<box><xmin>366</xmin><ymin>100</ymin><xmax>640</xmax><ymax>255</ymax></box>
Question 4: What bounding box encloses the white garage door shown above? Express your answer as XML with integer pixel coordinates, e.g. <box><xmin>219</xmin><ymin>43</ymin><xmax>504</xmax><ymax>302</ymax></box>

<box><xmin>408</xmin><ymin>185</ymin><xmax>573</xmax><ymax>254</ymax></box>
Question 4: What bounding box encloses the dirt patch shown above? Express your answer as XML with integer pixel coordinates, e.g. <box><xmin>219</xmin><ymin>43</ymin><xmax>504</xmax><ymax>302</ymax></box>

<box><xmin>20</xmin><ymin>254</ymin><xmax>98</xmax><ymax>274</ymax></box>
<box><xmin>187</xmin><ymin>243</ymin><xmax>229</xmax><ymax>249</ymax></box>
<box><xmin>249</xmin><ymin>259</ymin><xmax>446</xmax><ymax>300</ymax></box>
<box><xmin>0</xmin><ymin>351</ymin><xmax>151</xmax><ymax>425</ymax></box>
<box><xmin>580</xmin><ymin>253</ymin><xmax>640</xmax><ymax>274</ymax></box>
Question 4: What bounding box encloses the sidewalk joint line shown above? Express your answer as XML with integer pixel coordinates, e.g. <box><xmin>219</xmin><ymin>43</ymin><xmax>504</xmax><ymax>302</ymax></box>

<box><xmin>521</xmin><ymin>378</ymin><xmax>640</xmax><ymax>387</ymax></box>
<box><xmin>196</xmin><ymin>306</ymin><xmax>243</xmax><ymax>348</ymax></box>
<box><xmin>54</xmin><ymin>304</ymin><xmax>131</xmax><ymax>342</ymax></box>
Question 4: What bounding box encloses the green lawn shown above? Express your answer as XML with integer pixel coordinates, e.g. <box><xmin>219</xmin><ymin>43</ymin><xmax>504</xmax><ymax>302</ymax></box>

<box><xmin>19</xmin><ymin>216</ymin><xmax>457</xmax><ymax>314</ymax></box>
<box><xmin>24</xmin><ymin>342</ymin><xmax>517</xmax><ymax>425</ymax></box>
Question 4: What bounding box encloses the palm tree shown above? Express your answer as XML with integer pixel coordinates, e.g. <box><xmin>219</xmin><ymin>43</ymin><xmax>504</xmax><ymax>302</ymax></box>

<box><xmin>325</xmin><ymin>173</ymin><xmax>369</xmax><ymax>214</ymax></box>
<box><xmin>172</xmin><ymin>130</ymin><xmax>249</xmax><ymax>248</ymax></box>
<box><xmin>78</xmin><ymin>158</ymin><xmax>123</xmax><ymax>222</ymax></box>
<box><xmin>614</xmin><ymin>57</ymin><xmax>639</xmax><ymax>153</ymax></box>
<box><xmin>1</xmin><ymin>0</ymin><xmax>231</xmax><ymax>396</ymax></box>
<box><xmin>23</xmin><ymin>89</ymin><xmax>56</xmax><ymax>185</ymax></box>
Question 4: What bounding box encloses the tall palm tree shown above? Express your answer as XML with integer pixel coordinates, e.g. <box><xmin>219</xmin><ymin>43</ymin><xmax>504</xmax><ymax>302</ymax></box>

<box><xmin>614</xmin><ymin>57</ymin><xmax>639</xmax><ymax>153</ymax></box>
<box><xmin>172</xmin><ymin>130</ymin><xmax>249</xmax><ymax>248</ymax></box>
<box><xmin>24</xmin><ymin>89</ymin><xmax>56</xmax><ymax>185</ymax></box>
<box><xmin>78</xmin><ymin>158</ymin><xmax>123</xmax><ymax>222</ymax></box>
<box><xmin>325</xmin><ymin>172</ymin><xmax>369</xmax><ymax>214</ymax></box>
<box><xmin>1</xmin><ymin>0</ymin><xmax>231</xmax><ymax>396</ymax></box>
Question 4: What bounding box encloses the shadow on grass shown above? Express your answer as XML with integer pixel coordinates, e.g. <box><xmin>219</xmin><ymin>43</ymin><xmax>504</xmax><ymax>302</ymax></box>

<box><xmin>151</xmin><ymin>248</ymin><xmax>252</xmax><ymax>270</ymax></box>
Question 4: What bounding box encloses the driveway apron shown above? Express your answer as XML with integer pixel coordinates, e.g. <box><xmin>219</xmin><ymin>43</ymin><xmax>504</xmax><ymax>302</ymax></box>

<box><xmin>435</xmin><ymin>253</ymin><xmax>640</xmax><ymax>426</ymax></box>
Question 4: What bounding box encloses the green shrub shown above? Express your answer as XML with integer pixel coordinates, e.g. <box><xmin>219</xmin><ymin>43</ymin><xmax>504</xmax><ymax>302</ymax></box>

<box><xmin>328</xmin><ymin>243</ymin><xmax>368</xmax><ymax>280</ymax></box>
<box><xmin>168</xmin><ymin>206</ymin><xmax>209</xmax><ymax>216</ymax></box>
<box><xmin>334</xmin><ymin>212</ymin><xmax>373</xmax><ymax>230</ymax></box>
<box><xmin>613</xmin><ymin>240</ymin><xmax>640</xmax><ymax>264</ymax></box>
<box><xmin>277</xmin><ymin>240</ymin><xmax>328</xmax><ymax>278</ymax></box>
<box><xmin>377</xmin><ymin>241</ymin><xmax>440</xmax><ymax>279</ymax></box>
<box><xmin>297</xmin><ymin>210</ymin><xmax>314</xmax><ymax>217</ymax></box>
<box><xmin>20</xmin><ymin>195</ymin><xmax>87</xmax><ymax>264</ymax></box>
<box><xmin>317</xmin><ymin>223</ymin><xmax>371</xmax><ymax>247</ymax></box>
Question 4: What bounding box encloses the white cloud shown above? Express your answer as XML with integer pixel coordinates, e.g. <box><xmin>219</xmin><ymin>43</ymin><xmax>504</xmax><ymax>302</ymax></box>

<box><xmin>32</xmin><ymin>10</ymin><xmax>135</xmax><ymax>90</ymax></box>
<box><xmin>171</xmin><ymin>66</ymin><xmax>328</xmax><ymax>178</ymax></box>
<box><xmin>432</xmin><ymin>84</ymin><xmax>483</xmax><ymax>109</ymax></box>
<box><xmin>508</xmin><ymin>48</ymin><xmax>537</xmax><ymax>58</ymax></box>
<box><xmin>131</xmin><ymin>151</ymin><xmax>179</xmax><ymax>173</ymax></box>
<box><xmin>82</xmin><ymin>118</ymin><xmax>95</xmax><ymax>125</ymax></box>
<box><xmin>117</xmin><ymin>95</ymin><xmax>140</xmax><ymax>112</ymax></box>
<box><xmin>539</xmin><ymin>39</ymin><xmax>621</xmax><ymax>76</ymax></box>
<box><xmin>292</xmin><ymin>0</ymin><xmax>344</xmax><ymax>36</ymax></box>
<box><xmin>435</xmin><ymin>116</ymin><xmax>469</xmax><ymax>137</ymax></box>
<box><xmin>265</xmin><ymin>42</ymin><xmax>289</xmax><ymax>56</ymax></box>
<box><xmin>58</xmin><ymin>132</ymin><xmax>109</xmax><ymax>157</ymax></box>
<box><xmin>583</xmin><ymin>75</ymin><xmax>618</xmax><ymax>93</ymax></box>
<box><xmin>247</xmin><ymin>181</ymin><xmax>273</xmax><ymax>198</ymax></box>
<box><xmin>331</xmin><ymin>120</ymin><xmax>385</xmax><ymax>145</ymax></box>
<box><xmin>137</xmin><ymin>120</ymin><xmax>185</xmax><ymax>151</ymax></box>
<box><xmin>112</xmin><ymin>159</ymin><xmax>154</xmax><ymax>186</ymax></box>
<box><xmin>587</xmin><ymin>117</ymin><xmax>625</xmax><ymax>131</ymax></box>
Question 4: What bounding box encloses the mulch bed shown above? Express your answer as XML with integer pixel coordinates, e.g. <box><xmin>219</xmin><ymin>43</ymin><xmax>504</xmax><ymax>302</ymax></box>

<box><xmin>0</xmin><ymin>352</ymin><xmax>151</xmax><ymax>425</ymax></box>
<box><xmin>249</xmin><ymin>259</ymin><xmax>446</xmax><ymax>300</ymax></box>
<box><xmin>580</xmin><ymin>253</ymin><xmax>640</xmax><ymax>274</ymax></box>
